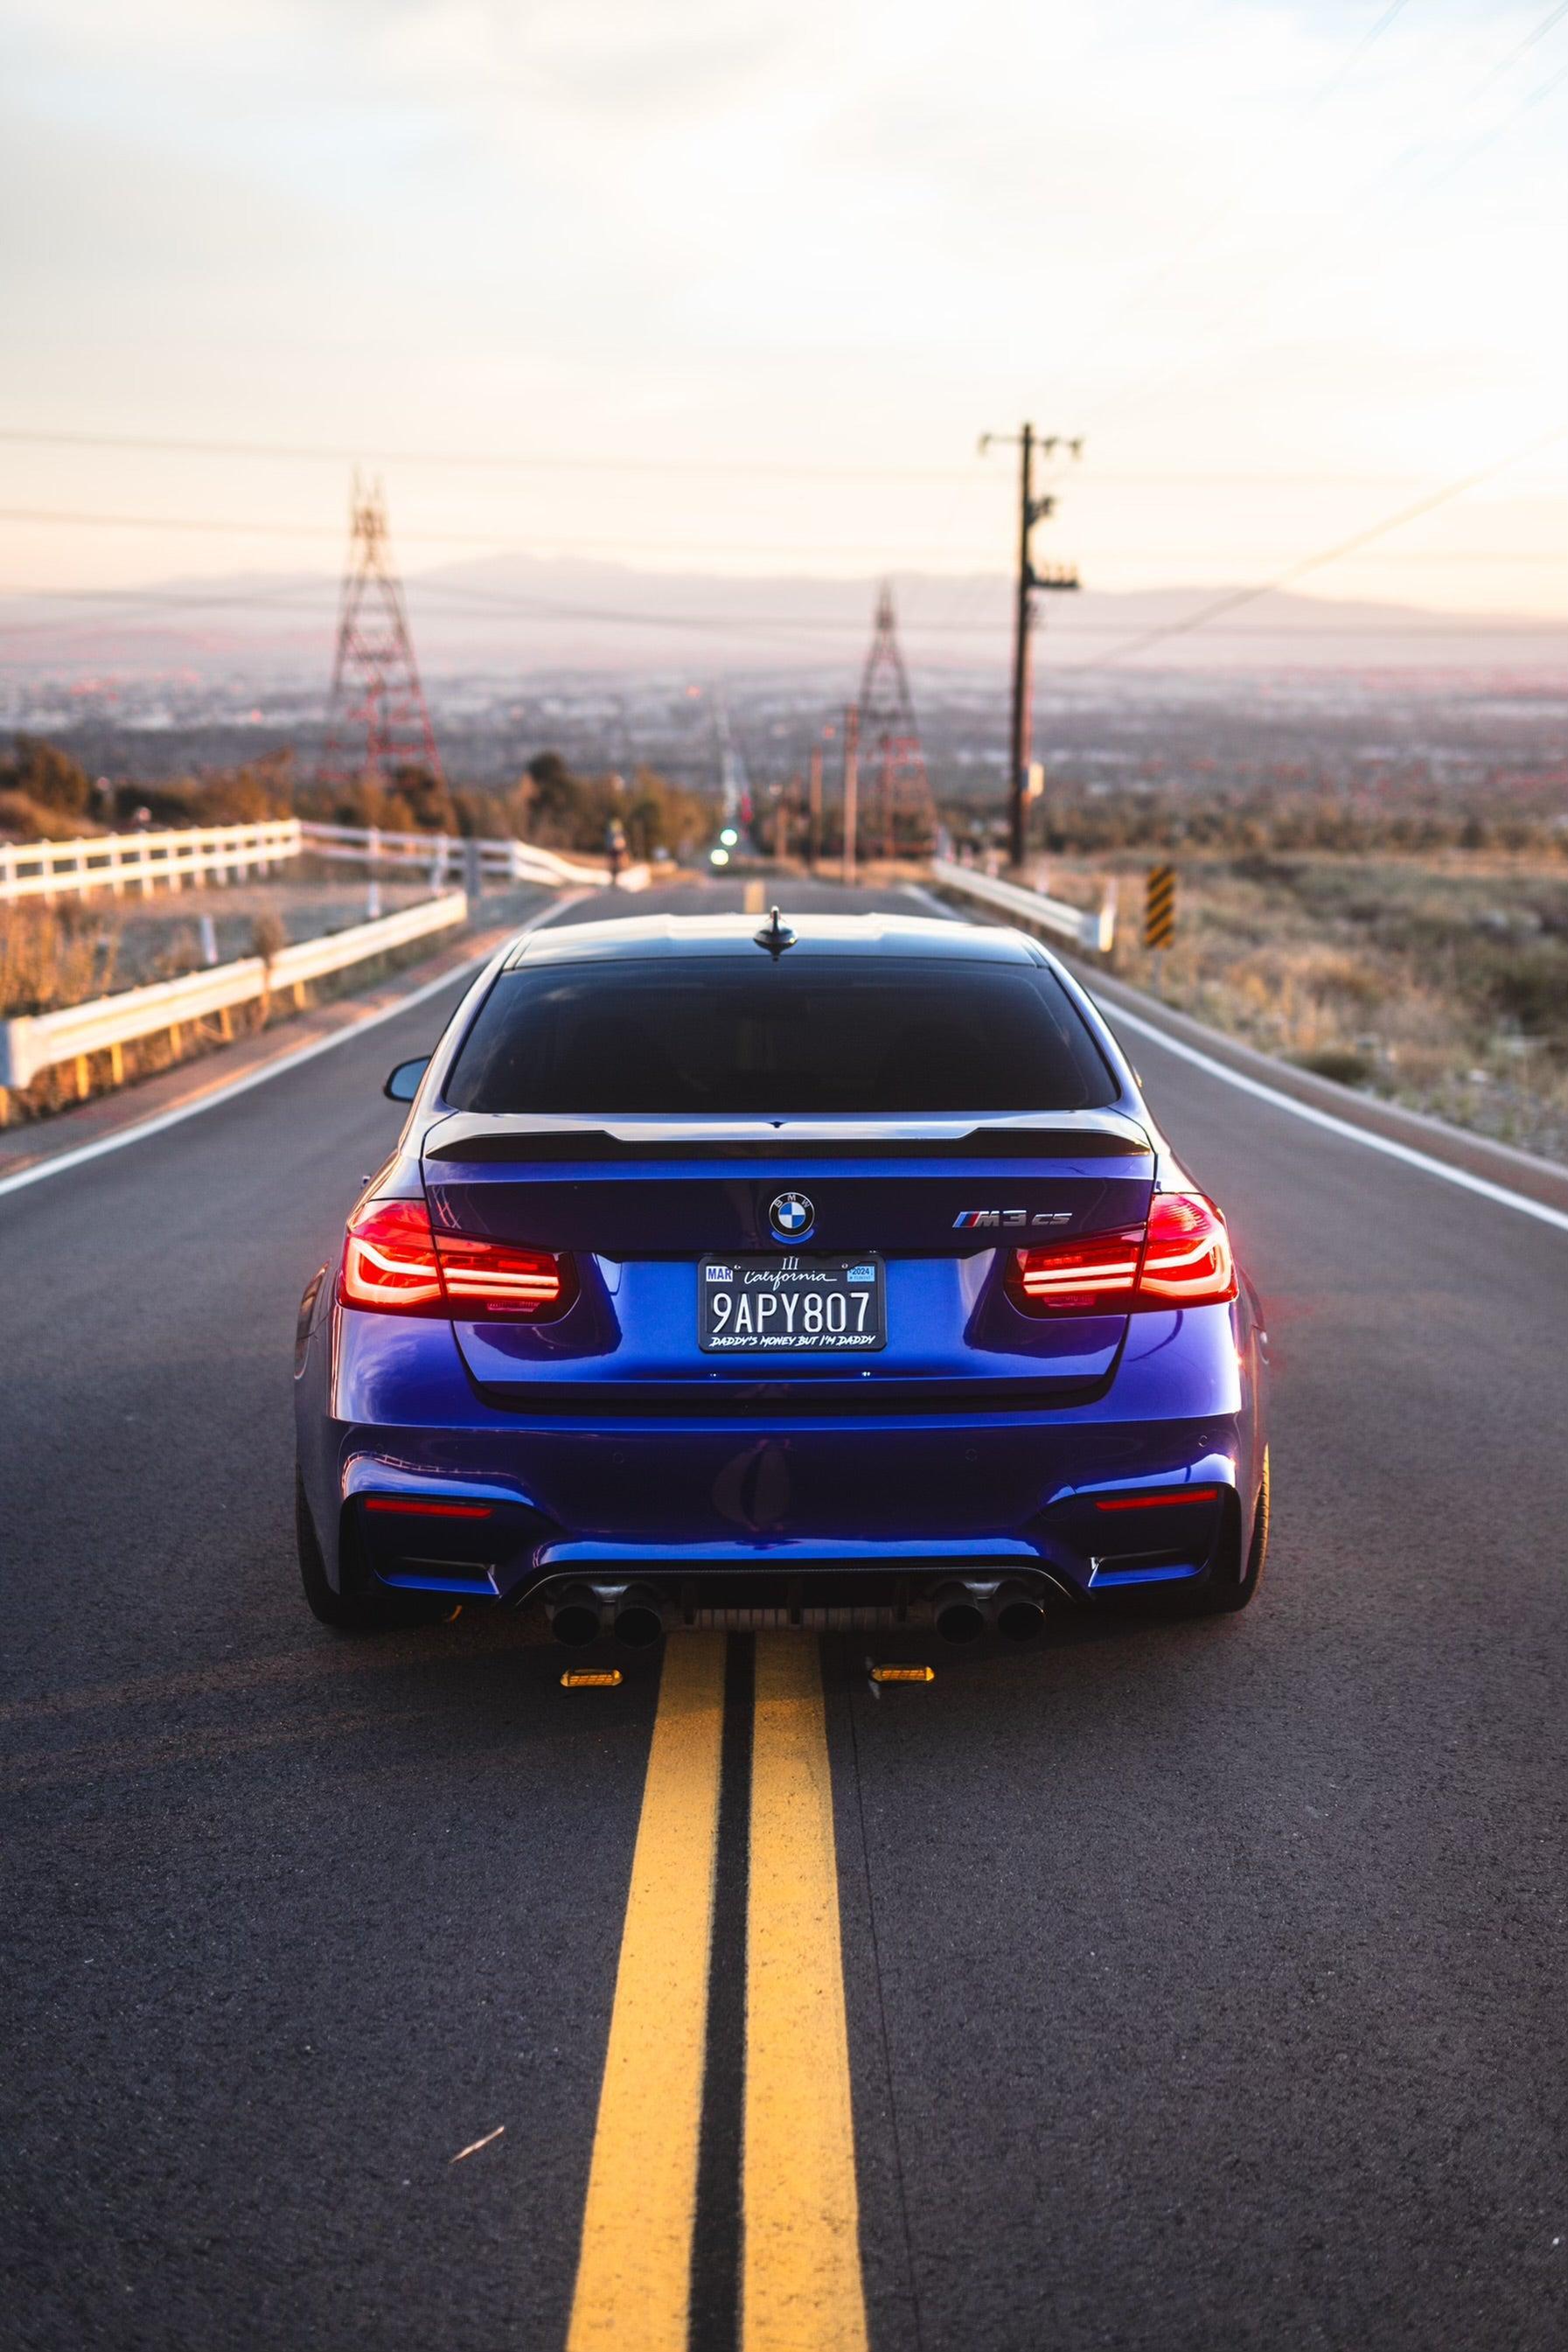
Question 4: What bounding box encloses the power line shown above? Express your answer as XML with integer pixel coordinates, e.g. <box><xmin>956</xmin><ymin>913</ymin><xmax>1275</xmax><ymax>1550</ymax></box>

<box><xmin>1071</xmin><ymin>12</ymin><xmax>1568</xmax><ymax>437</ymax></box>
<box><xmin>2</xmin><ymin>585</ymin><xmax>1558</xmax><ymax>648</ymax></box>
<box><xmin>0</xmin><ymin>427</ymin><xmax>1001</xmax><ymax>487</ymax></box>
<box><xmin>1063</xmin><ymin>433</ymin><xmax>1568</xmax><ymax>670</ymax></box>
<box><xmin>1057</xmin><ymin>0</ymin><xmax>1422</xmax><ymax>407</ymax></box>
<box><xmin>3</xmin><ymin>427</ymin><xmax>1558</xmax><ymax>498</ymax></box>
<box><xmin>1472</xmin><ymin>0</ymin><xmax>1568</xmax><ymax>99</ymax></box>
<box><xmin>1313</xmin><ymin>0</ymin><xmax>1416</xmax><ymax>105</ymax></box>
<box><xmin>5</xmin><ymin>504</ymin><xmax>1558</xmax><ymax>569</ymax></box>
<box><xmin>1418</xmin><ymin>54</ymin><xmax>1568</xmax><ymax>190</ymax></box>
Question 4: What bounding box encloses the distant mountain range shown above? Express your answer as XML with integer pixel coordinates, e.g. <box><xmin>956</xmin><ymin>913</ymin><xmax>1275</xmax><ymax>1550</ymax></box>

<box><xmin>1</xmin><ymin>554</ymin><xmax>1563</xmax><ymax>685</ymax></box>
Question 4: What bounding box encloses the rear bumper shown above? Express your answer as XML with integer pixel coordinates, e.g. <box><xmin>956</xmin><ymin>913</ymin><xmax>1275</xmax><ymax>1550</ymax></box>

<box><xmin>296</xmin><ymin>1290</ymin><xmax>1265</xmax><ymax>1608</ymax></box>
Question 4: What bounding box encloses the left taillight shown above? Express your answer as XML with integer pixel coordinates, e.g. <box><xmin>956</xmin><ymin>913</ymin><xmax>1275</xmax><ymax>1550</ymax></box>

<box><xmin>1007</xmin><ymin>1190</ymin><xmax>1237</xmax><ymax>1317</ymax></box>
<box><xmin>338</xmin><ymin>1197</ymin><xmax>575</xmax><ymax>1320</ymax></box>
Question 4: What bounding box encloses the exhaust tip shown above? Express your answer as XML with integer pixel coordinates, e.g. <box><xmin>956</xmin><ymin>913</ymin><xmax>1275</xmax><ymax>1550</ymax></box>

<box><xmin>996</xmin><ymin>1595</ymin><xmax>1046</xmax><ymax>1643</ymax></box>
<box><xmin>934</xmin><ymin>1599</ymin><xmax>986</xmax><ymax>1644</ymax></box>
<box><xmin>614</xmin><ymin>1603</ymin><xmax>665</xmax><ymax>1650</ymax></box>
<box><xmin>551</xmin><ymin>1595</ymin><xmax>602</xmax><ymax>1648</ymax></box>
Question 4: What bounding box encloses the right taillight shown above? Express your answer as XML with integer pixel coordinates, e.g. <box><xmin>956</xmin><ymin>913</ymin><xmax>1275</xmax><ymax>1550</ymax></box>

<box><xmin>1136</xmin><ymin>1191</ymin><xmax>1236</xmax><ymax>1306</ymax></box>
<box><xmin>338</xmin><ymin>1197</ymin><xmax>574</xmax><ymax>1320</ymax></box>
<box><xmin>1007</xmin><ymin>1190</ymin><xmax>1236</xmax><ymax>1317</ymax></box>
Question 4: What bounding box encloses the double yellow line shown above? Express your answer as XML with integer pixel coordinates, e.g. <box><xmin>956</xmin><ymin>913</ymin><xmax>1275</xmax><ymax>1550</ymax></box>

<box><xmin>566</xmin><ymin>1634</ymin><xmax>868</xmax><ymax>2352</ymax></box>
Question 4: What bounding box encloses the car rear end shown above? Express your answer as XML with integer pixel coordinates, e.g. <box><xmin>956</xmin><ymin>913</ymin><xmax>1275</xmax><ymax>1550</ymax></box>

<box><xmin>294</xmin><ymin>914</ymin><xmax>1267</xmax><ymax>1641</ymax></box>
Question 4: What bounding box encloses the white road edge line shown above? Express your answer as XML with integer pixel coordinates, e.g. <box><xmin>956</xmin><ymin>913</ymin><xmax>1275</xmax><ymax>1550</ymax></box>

<box><xmin>904</xmin><ymin>882</ymin><xmax>1568</xmax><ymax>1236</ymax></box>
<box><xmin>0</xmin><ymin>894</ymin><xmax>588</xmax><ymax>1203</ymax></box>
<box><xmin>1107</xmin><ymin>1001</ymin><xmax>1568</xmax><ymax>1237</ymax></box>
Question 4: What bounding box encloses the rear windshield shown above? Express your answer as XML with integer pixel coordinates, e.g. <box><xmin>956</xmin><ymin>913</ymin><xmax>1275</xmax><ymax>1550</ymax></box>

<box><xmin>444</xmin><ymin>956</ymin><xmax>1117</xmax><ymax>1115</ymax></box>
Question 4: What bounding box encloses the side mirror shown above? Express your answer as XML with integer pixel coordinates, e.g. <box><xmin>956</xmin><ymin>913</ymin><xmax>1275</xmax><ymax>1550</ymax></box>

<box><xmin>384</xmin><ymin>1056</ymin><xmax>430</xmax><ymax>1103</ymax></box>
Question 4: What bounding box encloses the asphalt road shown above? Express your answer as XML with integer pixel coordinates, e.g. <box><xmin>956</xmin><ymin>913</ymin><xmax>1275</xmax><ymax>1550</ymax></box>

<box><xmin>4</xmin><ymin>876</ymin><xmax>1565</xmax><ymax>2351</ymax></box>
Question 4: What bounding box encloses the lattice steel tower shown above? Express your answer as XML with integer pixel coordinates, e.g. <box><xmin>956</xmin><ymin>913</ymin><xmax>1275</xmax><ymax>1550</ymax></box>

<box><xmin>317</xmin><ymin>474</ymin><xmax>444</xmax><ymax>791</ymax></box>
<box><xmin>855</xmin><ymin>582</ymin><xmax>936</xmax><ymax>857</ymax></box>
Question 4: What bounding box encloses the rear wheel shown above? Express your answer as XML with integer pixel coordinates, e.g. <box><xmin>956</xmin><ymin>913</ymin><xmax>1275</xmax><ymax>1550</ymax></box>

<box><xmin>1184</xmin><ymin>1448</ymin><xmax>1270</xmax><ymax>1617</ymax></box>
<box><xmin>296</xmin><ymin>1473</ymin><xmax>454</xmax><ymax>1632</ymax></box>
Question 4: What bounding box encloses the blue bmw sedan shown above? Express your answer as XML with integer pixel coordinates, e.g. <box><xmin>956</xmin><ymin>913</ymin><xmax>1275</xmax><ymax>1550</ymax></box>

<box><xmin>293</xmin><ymin>910</ymin><xmax>1269</xmax><ymax>1645</ymax></box>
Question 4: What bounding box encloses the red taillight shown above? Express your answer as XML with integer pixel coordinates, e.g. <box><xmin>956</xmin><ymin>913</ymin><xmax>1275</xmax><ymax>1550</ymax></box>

<box><xmin>340</xmin><ymin>1198</ymin><xmax>443</xmax><ymax>1311</ymax></box>
<box><xmin>1007</xmin><ymin>1191</ymin><xmax>1236</xmax><ymax>1317</ymax></box>
<box><xmin>1137</xmin><ymin>1191</ymin><xmax>1236</xmax><ymax>1306</ymax></box>
<box><xmin>338</xmin><ymin>1197</ymin><xmax>573</xmax><ymax>1320</ymax></box>
<box><xmin>1007</xmin><ymin>1225</ymin><xmax>1145</xmax><ymax>1315</ymax></box>
<box><xmin>435</xmin><ymin>1232</ymin><xmax>572</xmax><ymax>1316</ymax></box>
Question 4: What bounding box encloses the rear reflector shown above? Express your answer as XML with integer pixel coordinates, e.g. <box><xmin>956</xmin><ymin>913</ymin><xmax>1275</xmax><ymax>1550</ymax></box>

<box><xmin>1008</xmin><ymin>1191</ymin><xmax>1236</xmax><ymax>1316</ymax></box>
<box><xmin>338</xmin><ymin>1197</ymin><xmax>574</xmax><ymax>1320</ymax></box>
<box><xmin>561</xmin><ymin>1669</ymin><xmax>624</xmax><ymax>1689</ymax></box>
<box><xmin>869</xmin><ymin>1664</ymin><xmax>936</xmax><ymax>1685</ymax></box>
<box><xmin>1093</xmin><ymin>1486</ymin><xmax>1220</xmax><ymax>1512</ymax></box>
<box><xmin>363</xmin><ymin>1496</ymin><xmax>495</xmax><ymax>1519</ymax></box>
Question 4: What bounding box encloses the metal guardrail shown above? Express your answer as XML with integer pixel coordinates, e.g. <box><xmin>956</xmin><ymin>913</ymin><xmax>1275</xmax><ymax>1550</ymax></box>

<box><xmin>0</xmin><ymin>815</ymin><xmax>647</xmax><ymax>904</ymax></box>
<box><xmin>928</xmin><ymin>859</ymin><xmax>1116</xmax><ymax>955</ymax></box>
<box><xmin>0</xmin><ymin>820</ymin><xmax>303</xmax><ymax>903</ymax></box>
<box><xmin>0</xmin><ymin>893</ymin><xmax>468</xmax><ymax>1092</ymax></box>
<box><xmin>297</xmin><ymin>821</ymin><xmax>650</xmax><ymax>893</ymax></box>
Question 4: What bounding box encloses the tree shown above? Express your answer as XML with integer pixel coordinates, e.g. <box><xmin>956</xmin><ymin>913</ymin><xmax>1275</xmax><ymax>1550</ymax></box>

<box><xmin>3</xmin><ymin>737</ymin><xmax>91</xmax><ymax>817</ymax></box>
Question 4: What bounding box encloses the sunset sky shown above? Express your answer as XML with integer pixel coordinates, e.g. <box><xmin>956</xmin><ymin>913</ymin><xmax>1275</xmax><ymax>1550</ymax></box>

<box><xmin>2</xmin><ymin>0</ymin><xmax>1565</xmax><ymax>625</ymax></box>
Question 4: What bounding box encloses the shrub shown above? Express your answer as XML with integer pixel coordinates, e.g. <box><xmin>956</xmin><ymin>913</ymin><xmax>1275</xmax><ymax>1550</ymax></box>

<box><xmin>1297</xmin><ymin>1048</ymin><xmax>1374</xmax><ymax>1086</ymax></box>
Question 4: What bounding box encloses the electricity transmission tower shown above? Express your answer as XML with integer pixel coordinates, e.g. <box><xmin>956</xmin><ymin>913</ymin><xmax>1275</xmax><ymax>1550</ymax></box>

<box><xmin>854</xmin><ymin>582</ymin><xmax>937</xmax><ymax>858</ymax></box>
<box><xmin>317</xmin><ymin>474</ymin><xmax>444</xmax><ymax>792</ymax></box>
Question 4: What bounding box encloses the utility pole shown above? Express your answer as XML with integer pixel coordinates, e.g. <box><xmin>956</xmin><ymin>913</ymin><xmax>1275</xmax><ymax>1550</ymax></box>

<box><xmin>807</xmin><ymin>743</ymin><xmax>823</xmax><ymax>869</ymax></box>
<box><xmin>979</xmin><ymin>425</ymin><xmax>1082</xmax><ymax>868</ymax></box>
<box><xmin>842</xmin><ymin>705</ymin><xmax>861</xmax><ymax>887</ymax></box>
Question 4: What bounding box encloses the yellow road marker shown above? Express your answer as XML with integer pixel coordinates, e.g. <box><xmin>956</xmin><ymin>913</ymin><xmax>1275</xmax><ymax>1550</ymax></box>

<box><xmin>743</xmin><ymin>877</ymin><xmax>766</xmax><ymax>914</ymax></box>
<box><xmin>566</xmin><ymin>1633</ymin><xmax>727</xmax><ymax>2352</ymax></box>
<box><xmin>744</xmin><ymin>1635</ymin><xmax>869</xmax><ymax>2352</ymax></box>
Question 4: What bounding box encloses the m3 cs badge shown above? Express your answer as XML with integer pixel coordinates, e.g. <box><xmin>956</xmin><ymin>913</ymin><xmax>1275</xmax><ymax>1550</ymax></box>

<box><xmin>952</xmin><ymin>1208</ymin><xmax>1075</xmax><ymax>1230</ymax></box>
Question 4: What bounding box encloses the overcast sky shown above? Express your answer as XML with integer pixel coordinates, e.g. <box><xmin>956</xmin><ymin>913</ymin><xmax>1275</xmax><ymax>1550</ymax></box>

<box><xmin>2</xmin><ymin>0</ymin><xmax>1565</xmax><ymax>624</ymax></box>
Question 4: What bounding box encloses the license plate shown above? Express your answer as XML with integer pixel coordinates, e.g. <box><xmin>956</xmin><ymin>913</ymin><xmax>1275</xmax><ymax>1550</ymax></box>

<box><xmin>699</xmin><ymin>1254</ymin><xmax>886</xmax><ymax>1352</ymax></box>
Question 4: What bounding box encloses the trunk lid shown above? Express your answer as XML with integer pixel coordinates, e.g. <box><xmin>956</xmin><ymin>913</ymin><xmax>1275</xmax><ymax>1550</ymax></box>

<box><xmin>421</xmin><ymin>1111</ymin><xmax>1155</xmax><ymax>1409</ymax></box>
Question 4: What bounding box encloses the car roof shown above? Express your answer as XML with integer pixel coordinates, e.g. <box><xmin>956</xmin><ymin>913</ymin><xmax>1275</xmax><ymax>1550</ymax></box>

<box><xmin>503</xmin><ymin>911</ymin><xmax>1042</xmax><ymax>969</ymax></box>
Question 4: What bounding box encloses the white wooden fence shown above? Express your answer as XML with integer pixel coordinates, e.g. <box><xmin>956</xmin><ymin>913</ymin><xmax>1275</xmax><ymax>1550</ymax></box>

<box><xmin>0</xmin><ymin>893</ymin><xmax>467</xmax><ymax>1093</ymax></box>
<box><xmin>0</xmin><ymin>820</ymin><xmax>302</xmax><ymax>903</ymax></box>
<box><xmin>0</xmin><ymin>815</ymin><xmax>648</xmax><ymax>904</ymax></box>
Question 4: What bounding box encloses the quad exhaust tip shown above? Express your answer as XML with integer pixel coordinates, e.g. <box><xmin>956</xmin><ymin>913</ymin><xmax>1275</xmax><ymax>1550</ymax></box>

<box><xmin>930</xmin><ymin>1578</ymin><xmax>1049</xmax><ymax>1644</ymax></box>
<box><xmin>548</xmin><ymin>1581</ymin><xmax>670</xmax><ymax>1649</ymax></box>
<box><xmin>613</xmin><ymin>1593</ymin><xmax>666</xmax><ymax>1650</ymax></box>
<box><xmin>547</xmin><ymin>1575</ymin><xmax>1050</xmax><ymax>1647</ymax></box>
<box><xmin>930</xmin><ymin>1581</ymin><xmax>987</xmax><ymax>1644</ymax></box>
<box><xmin>994</xmin><ymin>1583</ymin><xmax>1047</xmax><ymax>1643</ymax></box>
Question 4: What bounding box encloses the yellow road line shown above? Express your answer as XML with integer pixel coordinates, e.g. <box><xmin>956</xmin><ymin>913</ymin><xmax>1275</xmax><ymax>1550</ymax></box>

<box><xmin>566</xmin><ymin>1634</ymin><xmax>728</xmax><ymax>2352</ymax></box>
<box><xmin>744</xmin><ymin>1635</ymin><xmax>869</xmax><ymax>2352</ymax></box>
<box><xmin>743</xmin><ymin>878</ymin><xmax>766</xmax><ymax>914</ymax></box>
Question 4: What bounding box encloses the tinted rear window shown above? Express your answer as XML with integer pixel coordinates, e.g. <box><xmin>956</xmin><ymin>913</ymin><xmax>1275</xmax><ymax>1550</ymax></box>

<box><xmin>444</xmin><ymin>957</ymin><xmax>1117</xmax><ymax>1115</ymax></box>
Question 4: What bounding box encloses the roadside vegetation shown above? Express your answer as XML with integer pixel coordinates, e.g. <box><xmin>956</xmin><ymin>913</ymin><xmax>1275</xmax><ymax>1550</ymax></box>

<box><xmin>1055</xmin><ymin>843</ymin><xmax>1567</xmax><ymax>1162</ymax></box>
<box><xmin>0</xmin><ymin>736</ymin><xmax>714</xmax><ymax>860</ymax></box>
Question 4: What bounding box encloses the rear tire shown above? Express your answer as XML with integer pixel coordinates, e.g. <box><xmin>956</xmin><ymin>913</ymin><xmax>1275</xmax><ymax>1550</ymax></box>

<box><xmin>1185</xmin><ymin>1448</ymin><xmax>1270</xmax><ymax>1617</ymax></box>
<box><xmin>296</xmin><ymin>1473</ymin><xmax>453</xmax><ymax>1633</ymax></box>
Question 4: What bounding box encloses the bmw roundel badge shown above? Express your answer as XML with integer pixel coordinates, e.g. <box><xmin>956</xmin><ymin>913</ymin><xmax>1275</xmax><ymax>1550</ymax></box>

<box><xmin>768</xmin><ymin>1190</ymin><xmax>815</xmax><ymax>1242</ymax></box>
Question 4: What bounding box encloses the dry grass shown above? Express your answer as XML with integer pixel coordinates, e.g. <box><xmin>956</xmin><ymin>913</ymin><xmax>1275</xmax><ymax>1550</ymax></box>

<box><xmin>0</xmin><ymin>902</ymin><xmax>122</xmax><ymax>1017</ymax></box>
<box><xmin>1051</xmin><ymin>850</ymin><xmax>1568</xmax><ymax>1162</ymax></box>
